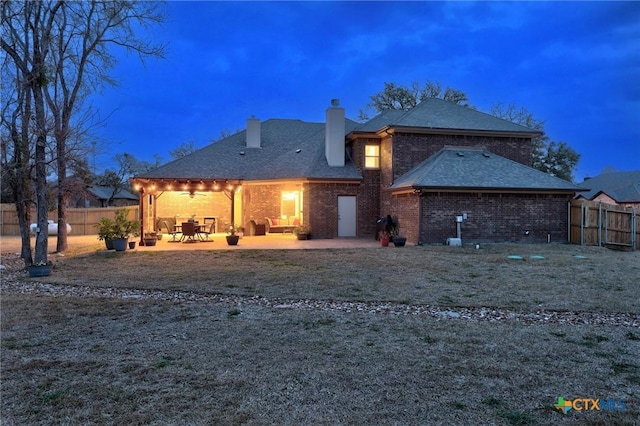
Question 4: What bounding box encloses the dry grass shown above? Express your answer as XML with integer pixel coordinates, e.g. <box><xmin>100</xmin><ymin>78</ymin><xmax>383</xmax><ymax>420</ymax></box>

<box><xmin>45</xmin><ymin>244</ymin><xmax>640</xmax><ymax>313</ymax></box>
<box><xmin>2</xmin><ymin>244</ymin><xmax>639</xmax><ymax>425</ymax></box>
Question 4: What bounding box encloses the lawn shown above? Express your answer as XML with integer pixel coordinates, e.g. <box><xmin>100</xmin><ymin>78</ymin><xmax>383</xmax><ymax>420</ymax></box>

<box><xmin>1</xmin><ymin>244</ymin><xmax>639</xmax><ymax>425</ymax></box>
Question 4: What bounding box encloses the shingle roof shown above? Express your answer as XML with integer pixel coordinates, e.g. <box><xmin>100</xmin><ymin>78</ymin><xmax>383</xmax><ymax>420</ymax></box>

<box><xmin>577</xmin><ymin>170</ymin><xmax>640</xmax><ymax>202</ymax></box>
<box><xmin>391</xmin><ymin>147</ymin><xmax>583</xmax><ymax>192</ymax></box>
<box><xmin>88</xmin><ymin>186</ymin><xmax>138</xmax><ymax>200</ymax></box>
<box><xmin>354</xmin><ymin>97</ymin><xmax>540</xmax><ymax>134</ymax></box>
<box><xmin>137</xmin><ymin>118</ymin><xmax>362</xmax><ymax>181</ymax></box>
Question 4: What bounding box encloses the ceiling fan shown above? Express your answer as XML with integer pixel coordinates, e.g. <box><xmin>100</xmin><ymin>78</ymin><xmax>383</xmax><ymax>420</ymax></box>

<box><xmin>180</xmin><ymin>189</ymin><xmax>207</xmax><ymax>198</ymax></box>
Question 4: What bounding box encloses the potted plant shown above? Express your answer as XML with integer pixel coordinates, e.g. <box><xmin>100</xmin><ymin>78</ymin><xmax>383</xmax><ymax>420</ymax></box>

<box><xmin>96</xmin><ymin>217</ymin><xmax>116</xmax><ymax>250</ymax></box>
<box><xmin>379</xmin><ymin>230</ymin><xmax>390</xmax><ymax>247</ymax></box>
<box><xmin>27</xmin><ymin>260</ymin><xmax>52</xmax><ymax>277</ymax></box>
<box><xmin>111</xmin><ymin>209</ymin><xmax>140</xmax><ymax>251</ymax></box>
<box><xmin>383</xmin><ymin>215</ymin><xmax>406</xmax><ymax>247</ymax></box>
<box><xmin>294</xmin><ymin>225</ymin><xmax>312</xmax><ymax>240</ymax></box>
<box><xmin>143</xmin><ymin>232</ymin><xmax>158</xmax><ymax>246</ymax></box>
<box><xmin>226</xmin><ymin>225</ymin><xmax>239</xmax><ymax>246</ymax></box>
<box><xmin>236</xmin><ymin>225</ymin><xmax>245</xmax><ymax>238</ymax></box>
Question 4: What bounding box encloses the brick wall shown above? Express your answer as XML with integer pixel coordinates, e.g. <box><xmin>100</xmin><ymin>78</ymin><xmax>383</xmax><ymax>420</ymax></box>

<box><xmin>243</xmin><ymin>182</ymin><xmax>306</xmax><ymax>230</ymax></box>
<box><xmin>156</xmin><ymin>191</ymin><xmax>231</xmax><ymax>228</ymax></box>
<box><xmin>306</xmin><ymin>181</ymin><xmax>368</xmax><ymax>239</ymax></box>
<box><xmin>389</xmin><ymin>193</ymin><xmax>421</xmax><ymax>243</ymax></box>
<box><xmin>392</xmin><ymin>133</ymin><xmax>532</xmax><ymax>182</ymax></box>
<box><xmin>419</xmin><ymin>192</ymin><xmax>572</xmax><ymax>244</ymax></box>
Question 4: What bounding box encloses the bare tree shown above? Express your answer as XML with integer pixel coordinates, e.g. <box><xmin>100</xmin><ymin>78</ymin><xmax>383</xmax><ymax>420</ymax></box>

<box><xmin>43</xmin><ymin>1</ymin><xmax>165</xmax><ymax>251</ymax></box>
<box><xmin>2</xmin><ymin>1</ymin><xmax>165</xmax><ymax>262</ymax></box>
<box><xmin>1</xmin><ymin>1</ymin><xmax>62</xmax><ymax>266</ymax></box>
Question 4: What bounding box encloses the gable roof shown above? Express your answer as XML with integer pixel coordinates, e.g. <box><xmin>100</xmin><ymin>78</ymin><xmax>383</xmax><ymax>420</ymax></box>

<box><xmin>391</xmin><ymin>147</ymin><xmax>583</xmax><ymax>192</ymax></box>
<box><xmin>354</xmin><ymin>97</ymin><xmax>541</xmax><ymax>135</ymax></box>
<box><xmin>88</xmin><ymin>186</ymin><xmax>138</xmax><ymax>201</ymax></box>
<box><xmin>137</xmin><ymin>118</ymin><xmax>362</xmax><ymax>182</ymax></box>
<box><xmin>577</xmin><ymin>170</ymin><xmax>640</xmax><ymax>202</ymax></box>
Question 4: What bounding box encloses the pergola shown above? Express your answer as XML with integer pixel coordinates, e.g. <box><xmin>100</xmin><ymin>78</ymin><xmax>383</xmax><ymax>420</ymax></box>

<box><xmin>131</xmin><ymin>177</ymin><xmax>243</xmax><ymax>245</ymax></box>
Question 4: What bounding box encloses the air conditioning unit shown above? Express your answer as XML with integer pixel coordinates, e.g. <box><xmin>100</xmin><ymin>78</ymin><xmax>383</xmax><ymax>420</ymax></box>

<box><xmin>446</xmin><ymin>237</ymin><xmax>462</xmax><ymax>247</ymax></box>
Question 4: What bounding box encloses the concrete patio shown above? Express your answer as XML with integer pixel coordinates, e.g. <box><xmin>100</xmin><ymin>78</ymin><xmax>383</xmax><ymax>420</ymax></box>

<box><xmin>1</xmin><ymin>233</ymin><xmax>382</xmax><ymax>254</ymax></box>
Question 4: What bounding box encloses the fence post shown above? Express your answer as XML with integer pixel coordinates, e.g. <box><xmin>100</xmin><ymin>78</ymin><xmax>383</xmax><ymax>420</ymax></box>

<box><xmin>597</xmin><ymin>203</ymin><xmax>601</xmax><ymax>247</ymax></box>
<box><xmin>580</xmin><ymin>202</ymin><xmax>585</xmax><ymax>246</ymax></box>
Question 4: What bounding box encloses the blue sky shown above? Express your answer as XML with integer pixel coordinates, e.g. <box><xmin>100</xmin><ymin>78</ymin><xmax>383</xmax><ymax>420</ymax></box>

<box><xmin>93</xmin><ymin>1</ymin><xmax>639</xmax><ymax>182</ymax></box>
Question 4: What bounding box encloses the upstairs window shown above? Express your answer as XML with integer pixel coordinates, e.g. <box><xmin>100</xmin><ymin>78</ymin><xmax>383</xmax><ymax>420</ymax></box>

<box><xmin>364</xmin><ymin>144</ymin><xmax>380</xmax><ymax>169</ymax></box>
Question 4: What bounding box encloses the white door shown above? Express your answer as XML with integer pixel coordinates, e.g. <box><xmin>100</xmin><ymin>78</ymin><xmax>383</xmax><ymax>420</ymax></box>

<box><xmin>338</xmin><ymin>196</ymin><xmax>356</xmax><ymax>237</ymax></box>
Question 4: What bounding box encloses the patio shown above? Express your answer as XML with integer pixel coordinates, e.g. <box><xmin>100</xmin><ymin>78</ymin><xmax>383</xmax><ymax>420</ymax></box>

<box><xmin>1</xmin><ymin>234</ymin><xmax>381</xmax><ymax>254</ymax></box>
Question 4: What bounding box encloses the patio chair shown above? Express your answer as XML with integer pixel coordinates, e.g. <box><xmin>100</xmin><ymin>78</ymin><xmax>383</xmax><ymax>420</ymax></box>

<box><xmin>181</xmin><ymin>222</ymin><xmax>197</xmax><ymax>243</ymax></box>
<box><xmin>198</xmin><ymin>221</ymin><xmax>214</xmax><ymax>242</ymax></box>
<box><xmin>163</xmin><ymin>220</ymin><xmax>180</xmax><ymax>242</ymax></box>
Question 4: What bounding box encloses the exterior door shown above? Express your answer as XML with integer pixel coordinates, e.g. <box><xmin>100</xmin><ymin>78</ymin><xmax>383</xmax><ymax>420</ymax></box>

<box><xmin>338</xmin><ymin>196</ymin><xmax>356</xmax><ymax>237</ymax></box>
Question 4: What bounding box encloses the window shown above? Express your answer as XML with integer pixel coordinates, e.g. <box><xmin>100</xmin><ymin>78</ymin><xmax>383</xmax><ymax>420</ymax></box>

<box><xmin>281</xmin><ymin>191</ymin><xmax>301</xmax><ymax>223</ymax></box>
<box><xmin>364</xmin><ymin>144</ymin><xmax>380</xmax><ymax>169</ymax></box>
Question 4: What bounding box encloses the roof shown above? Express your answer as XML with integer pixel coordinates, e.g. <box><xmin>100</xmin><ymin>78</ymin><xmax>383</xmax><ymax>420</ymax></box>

<box><xmin>137</xmin><ymin>118</ymin><xmax>362</xmax><ymax>181</ymax></box>
<box><xmin>391</xmin><ymin>147</ymin><xmax>583</xmax><ymax>192</ymax></box>
<box><xmin>354</xmin><ymin>97</ymin><xmax>541</xmax><ymax>135</ymax></box>
<box><xmin>88</xmin><ymin>186</ymin><xmax>139</xmax><ymax>200</ymax></box>
<box><xmin>577</xmin><ymin>170</ymin><xmax>640</xmax><ymax>202</ymax></box>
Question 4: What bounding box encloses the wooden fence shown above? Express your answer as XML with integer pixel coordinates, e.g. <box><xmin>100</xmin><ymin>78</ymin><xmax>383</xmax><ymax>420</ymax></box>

<box><xmin>569</xmin><ymin>199</ymin><xmax>638</xmax><ymax>250</ymax></box>
<box><xmin>0</xmin><ymin>204</ymin><xmax>139</xmax><ymax>236</ymax></box>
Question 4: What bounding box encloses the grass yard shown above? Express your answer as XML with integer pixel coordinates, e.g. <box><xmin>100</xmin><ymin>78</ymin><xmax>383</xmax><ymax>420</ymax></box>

<box><xmin>1</xmin><ymin>244</ymin><xmax>639</xmax><ymax>425</ymax></box>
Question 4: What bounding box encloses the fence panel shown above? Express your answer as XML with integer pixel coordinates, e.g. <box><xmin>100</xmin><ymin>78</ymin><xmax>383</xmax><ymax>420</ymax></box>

<box><xmin>569</xmin><ymin>199</ymin><xmax>637</xmax><ymax>250</ymax></box>
<box><xmin>0</xmin><ymin>204</ymin><xmax>138</xmax><ymax>236</ymax></box>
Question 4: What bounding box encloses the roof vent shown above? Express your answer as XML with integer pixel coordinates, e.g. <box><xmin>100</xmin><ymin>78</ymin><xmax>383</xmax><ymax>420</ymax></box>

<box><xmin>457</xmin><ymin>152</ymin><xmax>465</xmax><ymax>157</ymax></box>
<box><xmin>483</xmin><ymin>152</ymin><xmax>491</xmax><ymax>158</ymax></box>
<box><xmin>295</xmin><ymin>149</ymin><xmax>302</xmax><ymax>153</ymax></box>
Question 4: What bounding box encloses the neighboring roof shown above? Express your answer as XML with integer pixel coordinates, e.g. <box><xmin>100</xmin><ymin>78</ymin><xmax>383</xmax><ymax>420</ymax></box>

<box><xmin>391</xmin><ymin>147</ymin><xmax>583</xmax><ymax>192</ymax></box>
<box><xmin>354</xmin><ymin>97</ymin><xmax>541</xmax><ymax>135</ymax></box>
<box><xmin>137</xmin><ymin>118</ymin><xmax>362</xmax><ymax>181</ymax></box>
<box><xmin>88</xmin><ymin>186</ymin><xmax>138</xmax><ymax>200</ymax></box>
<box><xmin>576</xmin><ymin>170</ymin><xmax>640</xmax><ymax>202</ymax></box>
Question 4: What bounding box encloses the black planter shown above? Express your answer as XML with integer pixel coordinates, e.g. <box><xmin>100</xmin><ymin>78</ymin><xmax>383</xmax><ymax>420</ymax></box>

<box><xmin>226</xmin><ymin>235</ymin><xmax>239</xmax><ymax>246</ymax></box>
<box><xmin>143</xmin><ymin>238</ymin><xmax>157</xmax><ymax>246</ymax></box>
<box><xmin>28</xmin><ymin>264</ymin><xmax>52</xmax><ymax>277</ymax></box>
<box><xmin>105</xmin><ymin>239</ymin><xmax>114</xmax><ymax>250</ymax></box>
<box><xmin>393</xmin><ymin>237</ymin><xmax>407</xmax><ymax>247</ymax></box>
<box><xmin>296</xmin><ymin>233</ymin><xmax>311</xmax><ymax>240</ymax></box>
<box><xmin>128</xmin><ymin>241</ymin><xmax>136</xmax><ymax>249</ymax></box>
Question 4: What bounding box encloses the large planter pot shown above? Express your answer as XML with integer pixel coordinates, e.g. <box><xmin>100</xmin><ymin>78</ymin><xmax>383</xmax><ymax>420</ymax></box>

<box><xmin>296</xmin><ymin>233</ymin><xmax>311</xmax><ymax>240</ymax></box>
<box><xmin>143</xmin><ymin>238</ymin><xmax>157</xmax><ymax>246</ymax></box>
<box><xmin>105</xmin><ymin>239</ymin><xmax>115</xmax><ymax>250</ymax></box>
<box><xmin>380</xmin><ymin>237</ymin><xmax>390</xmax><ymax>247</ymax></box>
<box><xmin>393</xmin><ymin>237</ymin><xmax>407</xmax><ymax>247</ymax></box>
<box><xmin>27</xmin><ymin>264</ymin><xmax>52</xmax><ymax>277</ymax></box>
<box><xmin>226</xmin><ymin>235</ymin><xmax>239</xmax><ymax>246</ymax></box>
<box><xmin>113</xmin><ymin>238</ymin><xmax>129</xmax><ymax>252</ymax></box>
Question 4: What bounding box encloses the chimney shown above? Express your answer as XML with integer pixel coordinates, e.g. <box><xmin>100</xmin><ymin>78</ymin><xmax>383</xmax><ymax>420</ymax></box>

<box><xmin>325</xmin><ymin>99</ymin><xmax>345</xmax><ymax>167</ymax></box>
<box><xmin>246</xmin><ymin>115</ymin><xmax>261</xmax><ymax>148</ymax></box>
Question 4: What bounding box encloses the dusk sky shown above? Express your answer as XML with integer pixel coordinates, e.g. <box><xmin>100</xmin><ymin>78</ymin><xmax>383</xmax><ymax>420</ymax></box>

<box><xmin>92</xmin><ymin>1</ymin><xmax>639</xmax><ymax>182</ymax></box>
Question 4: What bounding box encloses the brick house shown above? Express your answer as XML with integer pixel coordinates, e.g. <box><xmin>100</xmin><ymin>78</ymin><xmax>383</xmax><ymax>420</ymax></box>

<box><xmin>575</xmin><ymin>170</ymin><xmax>640</xmax><ymax>211</ymax></box>
<box><xmin>133</xmin><ymin>98</ymin><xmax>582</xmax><ymax>244</ymax></box>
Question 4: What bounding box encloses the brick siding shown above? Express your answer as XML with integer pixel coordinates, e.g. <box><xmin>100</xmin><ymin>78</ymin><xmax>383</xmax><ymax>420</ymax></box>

<box><xmin>392</xmin><ymin>133</ymin><xmax>532</xmax><ymax>182</ymax></box>
<box><xmin>418</xmin><ymin>192</ymin><xmax>572</xmax><ymax>244</ymax></box>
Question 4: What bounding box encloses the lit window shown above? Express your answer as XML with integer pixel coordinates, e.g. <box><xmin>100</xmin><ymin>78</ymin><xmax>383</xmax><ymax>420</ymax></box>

<box><xmin>364</xmin><ymin>144</ymin><xmax>380</xmax><ymax>169</ymax></box>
